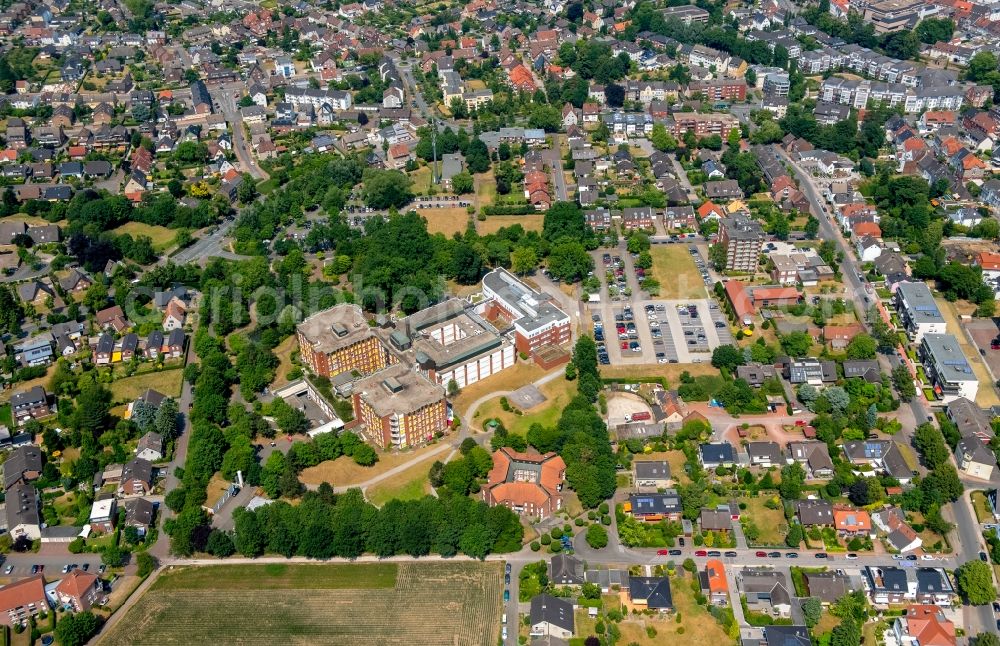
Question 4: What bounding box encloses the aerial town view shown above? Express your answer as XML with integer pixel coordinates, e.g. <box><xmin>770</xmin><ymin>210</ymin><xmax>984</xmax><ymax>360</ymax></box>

<box><xmin>1</xmin><ymin>0</ymin><xmax>1000</xmax><ymax>644</ymax></box>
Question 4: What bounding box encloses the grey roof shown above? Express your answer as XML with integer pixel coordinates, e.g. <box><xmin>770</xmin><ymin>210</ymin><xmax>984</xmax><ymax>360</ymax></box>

<box><xmin>530</xmin><ymin>594</ymin><xmax>574</xmax><ymax>632</ymax></box>
<box><xmin>914</xmin><ymin>568</ymin><xmax>953</xmax><ymax>595</ymax></box>
<box><xmin>629</xmin><ymin>576</ymin><xmax>673</xmax><ymax>609</ymax></box>
<box><xmin>796</xmin><ymin>499</ymin><xmax>833</xmax><ymax>525</ymax></box>
<box><xmin>10</xmin><ymin>385</ymin><xmax>47</xmax><ymax>411</ymax></box>
<box><xmin>5</xmin><ymin>481</ymin><xmax>39</xmax><ymax>529</ymax></box>
<box><xmin>921</xmin><ymin>334</ymin><xmax>976</xmax><ymax>385</ymax></box>
<box><xmin>549</xmin><ymin>554</ymin><xmax>584</xmax><ymax>585</ymax></box>
<box><xmin>843</xmin><ymin>360</ymin><xmax>880</xmax><ymax>381</ymax></box>
<box><xmin>947</xmin><ymin>397</ymin><xmax>990</xmax><ymax>438</ymax></box>
<box><xmin>3</xmin><ymin>444</ymin><xmax>43</xmax><ymax>490</ymax></box>
<box><xmin>168</xmin><ymin>328</ymin><xmax>185</xmax><ymax>347</ymax></box>
<box><xmin>122</xmin><ymin>457</ymin><xmax>153</xmax><ymax>485</ymax></box>
<box><xmin>482</xmin><ymin>268</ymin><xmax>569</xmax><ymax>334</ymax></box>
<box><xmin>957</xmin><ymin>436</ymin><xmax>996</xmax><ymax>467</ymax></box>
<box><xmin>124</xmin><ymin>497</ymin><xmax>155</xmax><ymax>527</ymax></box>
<box><xmin>896</xmin><ymin>281</ymin><xmax>942</xmax><ymax>324</ymax></box>
<box><xmin>803</xmin><ymin>571</ymin><xmax>849</xmax><ymax>603</ymax></box>
<box><xmin>700</xmin><ymin>508</ymin><xmax>733</xmax><ymax>531</ymax></box>
<box><xmin>137</xmin><ymin>431</ymin><xmax>163</xmax><ymax>456</ymax></box>
<box><xmin>764</xmin><ymin>625</ymin><xmax>811</xmax><ymax>646</ymax></box>
<box><xmin>634</xmin><ymin>460</ymin><xmax>670</xmax><ymax>481</ymax></box>
<box><xmin>747</xmin><ymin>441</ymin><xmax>783</xmax><ymax>463</ymax></box>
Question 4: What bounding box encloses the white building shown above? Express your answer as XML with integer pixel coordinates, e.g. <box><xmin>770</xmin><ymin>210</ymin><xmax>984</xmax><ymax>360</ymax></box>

<box><xmin>894</xmin><ymin>282</ymin><xmax>946</xmax><ymax>343</ymax></box>
<box><xmin>919</xmin><ymin>334</ymin><xmax>978</xmax><ymax>403</ymax></box>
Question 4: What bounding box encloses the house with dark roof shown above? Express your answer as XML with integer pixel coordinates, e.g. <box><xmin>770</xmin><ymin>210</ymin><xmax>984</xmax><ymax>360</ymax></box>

<box><xmin>699</xmin><ymin>508</ymin><xmax>733</xmax><ymax>533</ymax></box>
<box><xmin>119</xmin><ymin>458</ymin><xmax>153</xmax><ymax>496</ymax></box>
<box><xmin>11</xmin><ymin>387</ymin><xmax>52</xmax><ymax>426</ymax></box>
<box><xmin>764</xmin><ymin>625</ymin><xmax>810</xmax><ymax>646</ymax></box>
<box><xmin>5</xmin><ymin>482</ymin><xmax>41</xmax><ymax>540</ymax></box>
<box><xmin>747</xmin><ymin>441</ymin><xmax>783</xmax><ymax>467</ymax></box>
<box><xmin>629</xmin><ymin>576</ymin><xmax>673</xmax><ymax>611</ymax></box>
<box><xmin>633</xmin><ymin>460</ymin><xmax>670</xmax><ymax>488</ymax></box>
<box><xmin>549</xmin><ymin>554</ymin><xmax>584</xmax><ymax>586</ymax></box>
<box><xmin>529</xmin><ymin>594</ymin><xmax>574</xmax><ymax>639</ymax></box>
<box><xmin>739</xmin><ymin>568</ymin><xmax>792</xmax><ymax>617</ymax></box>
<box><xmin>842</xmin><ymin>360</ymin><xmax>880</xmax><ymax>383</ymax></box>
<box><xmin>796</xmin><ymin>499</ymin><xmax>833</xmax><ymax>526</ymax></box>
<box><xmin>700</xmin><ymin>442</ymin><xmax>736</xmax><ymax>468</ymax></box>
<box><xmin>3</xmin><ymin>445</ymin><xmax>43</xmax><ymax>490</ymax></box>
<box><xmin>787</xmin><ymin>441</ymin><xmax>833</xmax><ymax>479</ymax></box>
<box><xmin>803</xmin><ymin>571</ymin><xmax>849</xmax><ymax>604</ymax></box>
<box><xmin>627</xmin><ymin>491</ymin><xmax>681</xmax><ymax>522</ymax></box>
<box><xmin>123</xmin><ymin>497</ymin><xmax>155</xmax><ymax>536</ymax></box>
<box><xmin>843</xmin><ymin>440</ymin><xmax>913</xmax><ymax>483</ymax></box>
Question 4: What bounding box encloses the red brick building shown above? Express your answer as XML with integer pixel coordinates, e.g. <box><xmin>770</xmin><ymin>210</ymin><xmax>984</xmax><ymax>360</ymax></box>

<box><xmin>484</xmin><ymin>448</ymin><xmax>566</xmax><ymax>518</ymax></box>
<box><xmin>297</xmin><ymin>304</ymin><xmax>394</xmax><ymax>379</ymax></box>
<box><xmin>480</xmin><ymin>268</ymin><xmax>571</xmax><ymax>357</ymax></box>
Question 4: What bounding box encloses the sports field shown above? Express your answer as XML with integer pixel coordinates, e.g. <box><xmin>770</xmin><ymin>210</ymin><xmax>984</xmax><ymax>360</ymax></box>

<box><xmin>99</xmin><ymin>562</ymin><xmax>503</xmax><ymax>645</ymax></box>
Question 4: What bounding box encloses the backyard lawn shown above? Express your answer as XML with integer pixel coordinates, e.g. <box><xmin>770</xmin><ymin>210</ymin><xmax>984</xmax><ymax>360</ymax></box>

<box><xmin>741</xmin><ymin>496</ymin><xmax>788</xmax><ymax>546</ymax></box>
<box><xmin>108</xmin><ymin>368</ymin><xmax>184</xmax><ymax>404</ymax></box>
<box><xmin>650</xmin><ymin>246</ymin><xmax>707</xmax><ymax>300</ymax></box>
<box><xmin>971</xmin><ymin>490</ymin><xmax>993</xmax><ymax>523</ymax></box>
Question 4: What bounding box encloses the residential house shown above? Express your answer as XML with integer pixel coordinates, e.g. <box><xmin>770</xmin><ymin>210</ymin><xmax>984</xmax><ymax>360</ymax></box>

<box><xmin>787</xmin><ymin>441</ymin><xmax>833</xmax><ymax>479</ymax></box>
<box><xmin>842</xmin><ymin>440</ymin><xmax>912</xmax><ymax>483</ymax></box>
<box><xmin>699</xmin><ymin>508</ymin><xmax>733</xmax><ymax>533</ymax></box>
<box><xmin>94</xmin><ymin>334</ymin><xmax>114</xmax><ymax>365</ymax></box>
<box><xmin>832</xmin><ymin>507</ymin><xmax>873</xmax><ymax>536</ymax></box>
<box><xmin>627</xmin><ymin>491</ymin><xmax>682</xmax><ymax>522</ymax></box>
<box><xmin>550</xmin><ymin>554</ymin><xmax>584</xmax><ymax>586</ymax></box>
<box><xmin>11</xmin><ymin>387</ymin><xmax>52</xmax><ymax>426</ymax></box>
<box><xmin>123</xmin><ymin>497</ymin><xmax>155</xmax><ymax>537</ymax></box>
<box><xmin>955</xmin><ymin>436</ymin><xmax>996</xmax><ymax>480</ymax></box>
<box><xmin>167</xmin><ymin>329</ymin><xmax>185</xmax><ymax>358</ymax></box>
<box><xmin>803</xmin><ymin>571</ymin><xmax>850</xmax><ymax>604</ymax></box>
<box><xmin>747</xmin><ymin>441</ymin><xmax>782</xmax><ymax>467</ymax></box>
<box><xmin>739</xmin><ymin>568</ymin><xmax>792</xmax><ymax>617</ymax></box>
<box><xmin>701</xmin><ymin>559</ymin><xmax>729</xmax><ymax>606</ymax></box>
<box><xmin>700</xmin><ymin>443</ymin><xmax>736</xmax><ymax>468</ymax></box>
<box><xmin>843</xmin><ymin>360</ymin><xmax>881</xmax><ymax>383</ymax></box>
<box><xmin>891</xmin><ymin>605</ymin><xmax>955</xmax><ymax>646</ymax></box>
<box><xmin>135</xmin><ymin>431</ymin><xmax>164</xmax><ymax>462</ymax></box>
<box><xmin>163</xmin><ymin>299</ymin><xmax>186</xmax><ymax>331</ymax></box>
<box><xmin>5</xmin><ymin>482</ymin><xmax>41</xmax><ymax>540</ymax></box>
<box><xmin>119</xmin><ymin>458</ymin><xmax>153</xmax><ymax>496</ymax></box>
<box><xmin>88</xmin><ymin>497</ymin><xmax>116</xmax><ymax>534</ymax></box>
<box><xmin>797</xmin><ymin>499</ymin><xmax>834</xmax><ymax>527</ymax></box>
<box><xmin>872</xmin><ymin>508</ymin><xmax>922</xmax><ymax>553</ymax></box>
<box><xmin>3</xmin><ymin>445</ymin><xmax>42</xmax><ymax>490</ymax></box>
<box><xmin>863</xmin><ymin>566</ymin><xmax>954</xmax><ymax>606</ymax></box>
<box><xmin>633</xmin><ymin>461</ymin><xmax>670</xmax><ymax>488</ymax></box>
<box><xmin>529</xmin><ymin>594</ymin><xmax>574</xmax><ymax>639</ymax></box>
<box><xmin>54</xmin><ymin>570</ymin><xmax>101</xmax><ymax>612</ymax></box>
<box><xmin>629</xmin><ymin>576</ymin><xmax>673</xmax><ymax>612</ymax></box>
<box><xmin>95</xmin><ymin>305</ymin><xmax>129</xmax><ymax>333</ymax></box>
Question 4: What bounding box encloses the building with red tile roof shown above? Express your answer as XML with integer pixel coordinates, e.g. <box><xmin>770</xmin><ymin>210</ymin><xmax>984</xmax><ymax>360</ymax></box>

<box><xmin>703</xmin><ymin>559</ymin><xmax>729</xmax><ymax>605</ymax></box>
<box><xmin>832</xmin><ymin>506</ymin><xmax>872</xmax><ymax>535</ymax></box>
<box><xmin>853</xmin><ymin>221</ymin><xmax>882</xmax><ymax>238</ymax></box>
<box><xmin>54</xmin><ymin>570</ymin><xmax>101</xmax><ymax>612</ymax></box>
<box><xmin>0</xmin><ymin>575</ymin><xmax>47</xmax><ymax>626</ymax></box>
<box><xmin>484</xmin><ymin>448</ymin><xmax>566</xmax><ymax>518</ymax></box>
<box><xmin>894</xmin><ymin>605</ymin><xmax>955</xmax><ymax>646</ymax></box>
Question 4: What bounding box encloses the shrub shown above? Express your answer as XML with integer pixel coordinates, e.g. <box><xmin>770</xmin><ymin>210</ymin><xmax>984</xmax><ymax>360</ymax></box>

<box><xmin>530</xmin><ymin>541</ymin><xmax>540</xmax><ymax>552</ymax></box>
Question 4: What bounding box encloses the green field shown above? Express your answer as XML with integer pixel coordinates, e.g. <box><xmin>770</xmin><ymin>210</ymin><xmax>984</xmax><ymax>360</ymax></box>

<box><xmin>98</xmin><ymin>562</ymin><xmax>503</xmax><ymax>646</ymax></box>
<box><xmin>108</xmin><ymin>368</ymin><xmax>184</xmax><ymax>403</ymax></box>
<box><xmin>112</xmin><ymin>222</ymin><xmax>178</xmax><ymax>252</ymax></box>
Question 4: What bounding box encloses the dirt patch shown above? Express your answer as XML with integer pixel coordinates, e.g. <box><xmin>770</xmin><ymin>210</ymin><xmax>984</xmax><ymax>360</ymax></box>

<box><xmin>416</xmin><ymin>207</ymin><xmax>470</xmax><ymax>236</ymax></box>
<box><xmin>606</xmin><ymin>392</ymin><xmax>653</xmax><ymax>424</ymax></box>
<box><xmin>476</xmin><ymin>214</ymin><xmax>544</xmax><ymax>235</ymax></box>
<box><xmin>299</xmin><ymin>442</ymin><xmax>448</xmax><ymax>487</ymax></box>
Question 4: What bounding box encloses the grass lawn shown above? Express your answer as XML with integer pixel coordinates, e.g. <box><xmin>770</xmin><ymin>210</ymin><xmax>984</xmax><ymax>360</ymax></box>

<box><xmin>599</xmin><ymin>362</ymin><xmax>719</xmax><ymax>386</ymax></box>
<box><xmin>108</xmin><ymin>368</ymin><xmax>184</xmax><ymax>404</ymax></box>
<box><xmin>204</xmin><ymin>472</ymin><xmax>233</xmax><ymax>510</ymax></box>
<box><xmin>936</xmin><ymin>298</ymin><xmax>1000</xmax><ymax>407</ymax></box>
<box><xmin>257</xmin><ymin>178</ymin><xmax>280</xmax><ymax>194</ymax></box>
<box><xmin>416</xmin><ymin>207</ymin><xmax>471</xmax><ymax>236</ymax></box>
<box><xmin>451</xmin><ymin>361</ymin><xmax>552</xmax><ymax>423</ymax></box>
<box><xmin>365</xmin><ymin>459</ymin><xmax>433</xmax><ymax>507</ymax></box>
<box><xmin>971</xmin><ymin>490</ymin><xmax>993</xmax><ymax>523</ymax></box>
<box><xmin>409</xmin><ymin>165</ymin><xmax>433</xmax><ymax>195</ymax></box>
<box><xmin>268</xmin><ymin>335</ymin><xmax>297</xmax><ymax>389</ymax></box>
<box><xmin>476</xmin><ymin>214</ymin><xmax>544</xmax><ymax>235</ymax></box>
<box><xmin>650</xmin><ymin>246</ymin><xmax>707</xmax><ymax>300</ymax></box>
<box><xmin>100</xmin><ymin>562</ymin><xmax>502</xmax><ymax>646</ymax></box>
<box><xmin>112</xmin><ymin>222</ymin><xmax>177</xmax><ymax>253</ymax></box>
<box><xmin>742</xmin><ymin>496</ymin><xmax>788</xmax><ymax>546</ymax></box>
<box><xmin>661</xmin><ymin>450</ymin><xmax>692</xmax><ymax>485</ymax></box>
<box><xmin>474</xmin><ymin>376</ymin><xmax>577</xmax><ymax>436</ymax></box>
<box><xmin>0</xmin><ymin>403</ymin><xmax>11</xmax><ymax>428</ymax></box>
<box><xmin>814</xmin><ymin>611</ymin><xmax>841</xmax><ymax>636</ymax></box>
<box><xmin>299</xmin><ymin>441</ymin><xmax>448</xmax><ymax>487</ymax></box>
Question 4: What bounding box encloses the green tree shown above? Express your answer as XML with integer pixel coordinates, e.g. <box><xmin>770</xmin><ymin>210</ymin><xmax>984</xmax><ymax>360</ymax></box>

<box><xmin>830</xmin><ymin>617</ymin><xmax>861</xmax><ymax>646</ymax></box>
<box><xmin>586</xmin><ymin>524</ymin><xmax>608</xmax><ymax>549</ymax></box>
<box><xmin>845</xmin><ymin>333</ymin><xmax>877</xmax><ymax>359</ymax></box>
<box><xmin>913</xmin><ymin>423</ymin><xmax>949</xmax><ymax>469</ymax></box>
<box><xmin>954</xmin><ymin>559</ymin><xmax>995</xmax><ymax>604</ymax></box>
<box><xmin>362</xmin><ymin>169</ymin><xmax>413</xmax><ymax>209</ymax></box>
<box><xmin>73</xmin><ymin>382</ymin><xmax>112</xmax><ymax>438</ymax></box>
<box><xmin>801</xmin><ymin>597</ymin><xmax>822</xmax><ymax>628</ymax></box>
<box><xmin>971</xmin><ymin>634</ymin><xmax>1000</xmax><ymax>646</ymax></box>
<box><xmin>511</xmin><ymin>246</ymin><xmax>538</xmax><ymax>276</ymax></box>
<box><xmin>451</xmin><ymin>171</ymin><xmax>474</xmax><ymax>195</ymax></box>
<box><xmin>892</xmin><ymin>365</ymin><xmax>916</xmax><ymax>402</ymax></box>
<box><xmin>711</xmin><ymin>345</ymin><xmax>745</xmax><ymax>371</ymax></box>
<box><xmin>55</xmin><ymin>612</ymin><xmax>101</xmax><ymax>646</ymax></box>
<box><xmin>781</xmin><ymin>331</ymin><xmax>812</xmax><ymax>357</ymax></box>
<box><xmin>785</xmin><ymin>524</ymin><xmax>803</xmax><ymax>547</ymax></box>
<box><xmin>650</xmin><ymin>123</ymin><xmax>677</xmax><ymax>152</ymax></box>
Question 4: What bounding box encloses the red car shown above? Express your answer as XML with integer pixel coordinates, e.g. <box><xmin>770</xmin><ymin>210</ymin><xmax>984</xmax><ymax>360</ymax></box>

<box><xmin>621</xmin><ymin>342</ymin><xmax>629</xmax><ymax>350</ymax></box>
<box><xmin>756</xmin><ymin>551</ymin><xmax>768</xmax><ymax>557</ymax></box>
<box><xmin>695</xmin><ymin>550</ymin><xmax>708</xmax><ymax>557</ymax></box>
<box><xmin>656</xmin><ymin>549</ymin><xmax>670</xmax><ymax>556</ymax></box>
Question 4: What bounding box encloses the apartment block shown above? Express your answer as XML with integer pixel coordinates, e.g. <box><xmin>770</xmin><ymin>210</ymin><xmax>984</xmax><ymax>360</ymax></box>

<box><xmin>718</xmin><ymin>214</ymin><xmax>764</xmax><ymax>272</ymax></box>
<box><xmin>919</xmin><ymin>334</ymin><xmax>978</xmax><ymax>403</ymax></box>
<box><xmin>352</xmin><ymin>363</ymin><xmax>448</xmax><ymax>450</ymax></box>
<box><xmin>297</xmin><ymin>304</ymin><xmax>394</xmax><ymax>379</ymax></box>
<box><xmin>894</xmin><ymin>282</ymin><xmax>946</xmax><ymax>343</ymax></box>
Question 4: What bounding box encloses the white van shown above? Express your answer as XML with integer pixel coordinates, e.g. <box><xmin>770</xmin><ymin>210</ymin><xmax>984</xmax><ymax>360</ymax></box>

<box><xmin>502</xmin><ymin>613</ymin><xmax>507</xmax><ymax>624</ymax></box>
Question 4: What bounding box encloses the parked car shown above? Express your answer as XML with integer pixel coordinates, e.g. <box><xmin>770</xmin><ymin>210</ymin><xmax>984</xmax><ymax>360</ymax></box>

<box><xmin>846</xmin><ymin>553</ymin><xmax>858</xmax><ymax>560</ymax></box>
<box><xmin>669</xmin><ymin>549</ymin><xmax>682</xmax><ymax>556</ymax></box>
<box><xmin>724</xmin><ymin>551</ymin><xmax>737</xmax><ymax>558</ymax></box>
<box><xmin>503</xmin><ymin>590</ymin><xmax>509</xmax><ymax>602</ymax></box>
<box><xmin>768</xmin><ymin>552</ymin><xmax>781</xmax><ymax>558</ymax></box>
<box><xmin>694</xmin><ymin>550</ymin><xmax>708</xmax><ymax>557</ymax></box>
<box><xmin>815</xmin><ymin>553</ymin><xmax>828</xmax><ymax>559</ymax></box>
<box><xmin>755</xmin><ymin>551</ymin><xmax>768</xmax><ymax>557</ymax></box>
<box><xmin>656</xmin><ymin>549</ymin><xmax>670</xmax><ymax>556</ymax></box>
<box><xmin>707</xmin><ymin>551</ymin><xmax>721</xmax><ymax>557</ymax></box>
<box><xmin>785</xmin><ymin>553</ymin><xmax>799</xmax><ymax>559</ymax></box>
<box><xmin>3</xmin><ymin>565</ymin><xmax>11</xmax><ymax>575</ymax></box>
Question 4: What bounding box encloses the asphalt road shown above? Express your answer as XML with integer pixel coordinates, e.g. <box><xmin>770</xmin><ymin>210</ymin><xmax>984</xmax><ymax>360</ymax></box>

<box><xmin>171</xmin><ymin>216</ymin><xmax>241</xmax><ymax>265</ymax></box>
<box><xmin>210</xmin><ymin>83</ymin><xmax>269</xmax><ymax>181</ymax></box>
